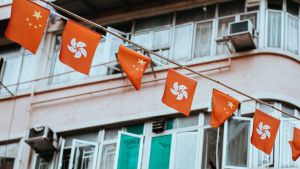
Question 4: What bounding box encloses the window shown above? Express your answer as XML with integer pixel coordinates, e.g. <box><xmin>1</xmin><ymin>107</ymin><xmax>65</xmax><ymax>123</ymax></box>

<box><xmin>194</xmin><ymin>21</ymin><xmax>213</xmax><ymax>58</ymax></box>
<box><xmin>219</xmin><ymin>0</ymin><xmax>245</xmax><ymax>17</ymax></box>
<box><xmin>286</xmin><ymin>15</ymin><xmax>299</xmax><ymax>54</ymax></box>
<box><xmin>0</xmin><ymin>142</ymin><xmax>19</xmax><ymax>169</ymax></box>
<box><xmin>0</xmin><ymin>46</ymin><xmax>38</xmax><ymax>95</ymax></box>
<box><xmin>267</xmin><ymin>11</ymin><xmax>282</xmax><ymax>48</ymax></box>
<box><xmin>115</xmin><ymin>132</ymin><xmax>143</xmax><ymax>169</ymax></box>
<box><xmin>57</xmin><ymin>132</ymin><xmax>99</xmax><ymax>169</ymax></box>
<box><xmin>100</xmin><ymin>124</ymin><xmax>144</xmax><ymax>169</ymax></box>
<box><xmin>35</xmin><ymin>156</ymin><xmax>50</xmax><ymax>169</ymax></box>
<box><xmin>176</xmin><ymin>5</ymin><xmax>216</xmax><ymax>25</ymax></box>
<box><xmin>148</xmin><ymin>134</ymin><xmax>172</xmax><ymax>169</ymax></box>
<box><xmin>223</xmin><ymin>118</ymin><xmax>251</xmax><ymax>168</ymax></box>
<box><xmin>172</xmin><ymin>24</ymin><xmax>193</xmax><ymax>61</ymax></box>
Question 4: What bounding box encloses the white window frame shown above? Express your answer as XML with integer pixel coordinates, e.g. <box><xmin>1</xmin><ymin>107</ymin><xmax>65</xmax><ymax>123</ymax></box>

<box><xmin>222</xmin><ymin>116</ymin><xmax>252</xmax><ymax>169</ymax></box>
<box><xmin>114</xmin><ymin>131</ymin><xmax>144</xmax><ymax>169</ymax></box>
<box><xmin>265</xmin><ymin>9</ymin><xmax>284</xmax><ymax>48</ymax></box>
<box><xmin>68</xmin><ymin>139</ymin><xmax>99</xmax><ymax>169</ymax></box>
<box><xmin>171</xmin><ymin>22</ymin><xmax>194</xmax><ymax>61</ymax></box>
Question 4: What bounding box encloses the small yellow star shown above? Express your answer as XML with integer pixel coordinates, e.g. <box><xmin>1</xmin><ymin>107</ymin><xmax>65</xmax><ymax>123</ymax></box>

<box><xmin>33</xmin><ymin>10</ymin><xmax>42</xmax><ymax>20</ymax></box>
<box><xmin>132</xmin><ymin>65</ymin><xmax>136</xmax><ymax>68</ymax></box>
<box><xmin>137</xmin><ymin>59</ymin><xmax>146</xmax><ymax>66</ymax></box>
<box><xmin>228</xmin><ymin>101</ymin><xmax>234</xmax><ymax>109</ymax></box>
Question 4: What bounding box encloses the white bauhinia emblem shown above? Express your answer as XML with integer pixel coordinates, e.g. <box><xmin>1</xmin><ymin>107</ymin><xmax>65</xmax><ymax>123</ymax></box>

<box><xmin>256</xmin><ymin>122</ymin><xmax>271</xmax><ymax>140</ymax></box>
<box><xmin>170</xmin><ymin>82</ymin><xmax>188</xmax><ymax>101</ymax></box>
<box><xmin>67</xmin><ymin>38</ymin><xmax>87</xmax><ymax>58</ymax></box>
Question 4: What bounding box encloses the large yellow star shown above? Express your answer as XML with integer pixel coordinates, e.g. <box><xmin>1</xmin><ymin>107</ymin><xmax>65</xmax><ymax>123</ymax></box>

<box><xmin>228</xmin><ymin>101</ymin><xmax>234</xmax><ymax>109</ymax></box>
<box><xmin>137</xmin><ymin>59</ymin><xmax>146</xmax><ymax>66</ymax></box>
<box><xmin>33</xmin><ymin>10</ymin><xmax>42</xmax><ymax>20</ymax></box>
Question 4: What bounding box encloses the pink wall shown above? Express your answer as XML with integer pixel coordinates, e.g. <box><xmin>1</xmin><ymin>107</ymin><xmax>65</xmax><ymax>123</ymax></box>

<box><xmin>0</xmin><ymin>52</ymin><xmax>300</xmax><ymax>139</ymax></box>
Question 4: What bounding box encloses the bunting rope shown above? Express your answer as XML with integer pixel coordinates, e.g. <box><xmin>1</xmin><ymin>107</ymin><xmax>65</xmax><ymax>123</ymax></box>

<box><xmin>37</xmin><ymin>0</ymin><xmax>300</xmax><ymax>121</ymax></box>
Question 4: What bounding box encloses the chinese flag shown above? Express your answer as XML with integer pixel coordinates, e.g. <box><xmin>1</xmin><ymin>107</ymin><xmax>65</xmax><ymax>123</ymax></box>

<box><xmin>289</xmin><ymin>127</ymin><xmax>300</xmax><ymax>161</ymax></box>
<box><xmin>251</xmin><ymin>109</ymin><xmax>280</xmax><ymax>155</ymax></box>
<box><xmin>210</xmin><ymin>89</ymin><xmax>240</xmax><ymax>128</ymax></box>
<box><xmin>59</xmin><ymin>20</ymin><xmax>101</xmax><ymax>75</ymax></box>
<box><xmin>162</xmin><ymin>69</ymin><xmax>198</xmax><ymax>116</ymax></box>
<box><xmin>117</xmin><ymin>45</ymin><xmax>151</xmax><ymax>90</ymax></box>
<box><xmin>5</xmin><ymin>0</ymin><xmax>50</xmax><ymax>54</ymax></box>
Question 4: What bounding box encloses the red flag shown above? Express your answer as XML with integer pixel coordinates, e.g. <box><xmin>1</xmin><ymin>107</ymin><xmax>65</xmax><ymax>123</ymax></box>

<box><xmin>59</xmin><ymin>20</ymin><xmax>101</xmax><ymax>75</ymax></box>
<box><xmin>251</xmin><ymin>109</ymin><xmax>280</xmax><ymax>155</ymax></box>
<box><xmin>210</xmin><ymin>89</ymin><xmax>240</xmax><ymax>128</ymax></box>
<box><xmin>162</xmin><ymin>69</ymin><xmax>197</xmax><ymax>116</ymax></box>
<box><xmin>117</xmin><ymin>45</ymin><xmax>151</xmax><ymax>90</ymax></box>
<box><xmin>5</xmin><ymin>0</ymin><xmax>50</xmax><ymax>54</ymax></box>
<box><xmin>289</xmin><ymin>127</ymin><xmax>300</xmax><ymax>161</ymax></box>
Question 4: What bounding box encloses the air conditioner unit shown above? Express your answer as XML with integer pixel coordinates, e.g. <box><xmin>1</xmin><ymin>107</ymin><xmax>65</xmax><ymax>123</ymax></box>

<box><xmin>228</xmin><ymin>20</ymin><xmax>257</xmax><ymax>52</ymax></box>
<box><xmin>25</xmin><ymin>125</ymin><xmax>58</xmax><ymax>154</ymax></box>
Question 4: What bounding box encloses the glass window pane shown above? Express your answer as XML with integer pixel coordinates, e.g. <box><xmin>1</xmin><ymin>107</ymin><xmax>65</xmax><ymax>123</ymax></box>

<box><xmin>0</xmin><ymin>158</ymin><xmax>14</xmax><ymax>169</ymax></box>
<box><xmin>18</xmin><ymin>51</ymin><xmax>38</xmax><ymax>91</ymax></box>
<box><xmin>194</xmin><ymin>21</ymin><xmax>213</xmax><ymax>57</ymax></box>
<box><xmin>176</xmin><ymin>5</ymin><xmax>216</xmax><ymax>25</ymax></box>
<box><xmin>35</xmin><ymin>156</ymin><xmax>50</xmax><ymax>169</ymax></box>
<box><xmin>100</xmin><ymin>144</ymin><xmax>116</xmax><ymax>169</ymax></box>
<box><xmin>287</xmin><ymin>16</ymin><xmax>299</xmax><ymax>54</ymax></box>
<box><xmin>219</xmin><ymin>0</ymin><xmax>245</xmax><ymax>17</ymax></box>
<box><xmin>173</xmin><ymin>24</ymin><xmax>193</xmax><ymax>61</ymax></box>
<box><xmin>153</xmin><ymin>29</ymin><xmax>170</xmax><ymax>49</ymax></box>
<box><xmin>216</xmin><ymin>17</ymin><xmax>235</xmax><ymax>55</ymax></box>
<box><xmin>132</xmin><ymin>33</ymin><xmax>150</xmax><ymax>48</ymax></box>
<box><xmin>287</xmin><ymin>0</ymin><xmax>299</xmax><ymax>17</ymax></box>
<box><xmin>241</xmin><ymin>13</ymin><xmax>258</xmax><ymax>30</ymax></box>
<box><xmin>149</xmin><ymin>135</ymin><xmax>172</xmax><ymax>169</ymax></box>
<box><xmin>70</xmin><ymin>142</ymin><xmax>97</xmax><ymax>169</ymax></box>
<box><xmin>267</xmin><ymin>11</ymin><xmax>282</xmax><ymax>48</ymax></box>
<box><xmin>135</xmin><ymin>14</ymin><xmax>172</xmax><ymax>32</ymax></box>
<box><xmin>0</xmin><ymin>143</ymin><xmax>19</xmax><ymax>158</ymax></box>
<box><xmin>104</xmin><ymin>128</ymin><xmax>122</xmax><ymax>141</ymax></box>
<box><xmin>282</xmin><ymin>103</ymin><xmax>295</xmax><ymax>118</ymax></box>
<box><xmin>0</xmin><ymin>47</ymin><xmax>20</xmax><ymax>94</ymax></box>
<box><xmin>226</xmin><ymin>119</ymin><xmax>250</xmax><ymax>167</ymax></box>
<box><xmin>201</xmin><ymin>128</ymin><xmax>223</xmax><ymax>169</ymax></box>
<box><xmin>174</xmin><ymin>131</ymin><xmax>198</xmax><ymax>169</ymax></box>
<box><xmin>126</xmin><ymin>124</ymin><xmax>144</xmax><ymax>135</ymax></box>
<box><xmin>64</xmin><ymin>132</ymin><xmax>98</xmax><ymax>147</ymax></box>
<box><xmin>173</xmin><ymin>115</ymin><xmax>199</xmax><ymax>129</ymax></box>
<box><xmin>116</xmin><ymin>134</ymin><xmax>141</xmax><ymax>169</ymax></box>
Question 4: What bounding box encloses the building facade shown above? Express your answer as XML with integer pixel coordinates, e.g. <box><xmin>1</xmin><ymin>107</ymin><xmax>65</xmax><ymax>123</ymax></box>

<box><xmin>0</xmin><ymin>0</ymin><xmax>300</xmax><ymax>169</ymax></box>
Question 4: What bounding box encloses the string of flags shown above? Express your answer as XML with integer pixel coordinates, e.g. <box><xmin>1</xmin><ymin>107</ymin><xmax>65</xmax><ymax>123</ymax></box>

<box><xmin>4</xmin><ymin>0</ymin><xmax>300</xmax><ymax>161</ymax></box>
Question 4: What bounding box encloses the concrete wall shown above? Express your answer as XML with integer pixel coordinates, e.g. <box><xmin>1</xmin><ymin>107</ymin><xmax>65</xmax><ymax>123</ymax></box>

<box><xmin>1</xmin><ymin>50</ymin><xmax>299</xmax><ymax>142</ymax></box>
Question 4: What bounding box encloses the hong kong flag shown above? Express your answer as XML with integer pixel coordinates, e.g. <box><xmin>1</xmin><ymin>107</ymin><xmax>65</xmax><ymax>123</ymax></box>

<box><xmin>210</xmin><ymin>89</ymin><xmax>240</xmax><ymax>128</ymax></box>
<box><xmin>59</xmin><ymin>20</ymin><xmax>101</xmax><ymax>75</ymax></box>
<box><xmin>162</xmin><ymin>69</ymin><xmax>198</xmax><ymax>116</ymax></box>
<box><xmin>289</xmin><ymin>127</ymin><xmax>300</xmax><ymax>161</ymax></box>
<box><xmin>5</xmin><ymin>0</ymin><xmax>50</xmax><ymax>54</ymax></box>
<box><xmin>117</xmin><ymin>45</ymin><xmax>151</xmax><ymax>90</ymax></box>
<box><xmin>251</xmin><ymin>109</ymin><xmax>280</xmax><ymax>155</ymax></box>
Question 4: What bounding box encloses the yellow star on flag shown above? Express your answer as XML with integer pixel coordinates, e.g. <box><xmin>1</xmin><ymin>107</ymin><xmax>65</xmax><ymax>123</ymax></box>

<box><xmin>228</xmin><ymin>101</ymin><xmax>234</xmax><ymax>109</ymax></box>
<box><xmin>137</xmin><ymin>58</ymin><xmax>146</xmax><ymax>65</ymax></box>
<box><xmin>33</xmin><ymin>10</ymin><xmax>42</xmax><ymax>20</ymax></box>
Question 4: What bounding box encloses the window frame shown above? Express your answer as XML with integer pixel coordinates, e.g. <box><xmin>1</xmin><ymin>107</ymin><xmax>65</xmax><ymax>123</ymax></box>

<box><xmin>114</xmin><ymin>131</ymin><xmax>144</xmax><ymax>169</ymax></box>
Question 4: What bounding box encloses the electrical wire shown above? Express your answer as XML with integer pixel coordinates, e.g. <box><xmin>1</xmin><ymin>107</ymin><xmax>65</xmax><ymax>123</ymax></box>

<box><xmin>37</xmin><ymin>0</ymin><xmax>300</xmax><ymax>121</ymax></box>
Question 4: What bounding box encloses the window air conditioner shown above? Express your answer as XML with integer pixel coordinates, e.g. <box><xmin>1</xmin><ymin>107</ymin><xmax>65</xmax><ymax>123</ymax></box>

<box><xmin>24</xmin><ymin>125</ymin><xmax>58</xmax><ymax>154</ymax></box>
<box><xmin>228</xmin><ymin>20</ymin><xmax>257</xmax><ymax>52</ymax></box>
